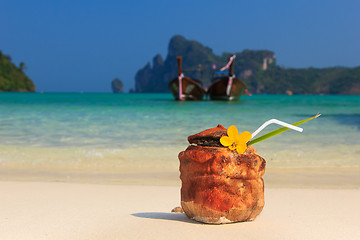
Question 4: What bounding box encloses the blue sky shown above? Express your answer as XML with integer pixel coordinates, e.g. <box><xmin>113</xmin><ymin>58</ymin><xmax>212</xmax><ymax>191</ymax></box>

<box><xmin>1</xmin><ymin>0</ymin><xmax>359</xmax><ymax>92</ymax></box>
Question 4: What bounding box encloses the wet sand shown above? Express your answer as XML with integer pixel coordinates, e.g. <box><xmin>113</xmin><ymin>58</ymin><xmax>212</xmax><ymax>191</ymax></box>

<box><xmin>0</xmin><ymin>164</ymin><xmax>359</xmax><ymax>188</ymax></box>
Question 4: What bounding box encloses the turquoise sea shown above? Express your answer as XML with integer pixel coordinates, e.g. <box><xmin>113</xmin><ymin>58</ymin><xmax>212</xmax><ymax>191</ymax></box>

<box><xmin>0</xmin><ymin>93</ymin><xmax>359</xmax><ymax>184</ymax></box>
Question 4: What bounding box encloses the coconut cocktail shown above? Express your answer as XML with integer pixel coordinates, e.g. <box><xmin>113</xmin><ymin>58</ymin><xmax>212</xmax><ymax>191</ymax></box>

<box><xmin>179</xmin><ymin>114</ymin><xmax>320</xmax><ymax>224</ymax></box>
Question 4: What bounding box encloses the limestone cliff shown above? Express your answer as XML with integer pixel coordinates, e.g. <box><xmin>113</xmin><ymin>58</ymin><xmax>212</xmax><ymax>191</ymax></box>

<box><xmin>135</xmin><ymin>35</ymin><xmax>274</xmax><ymax>93</ymax></box>
<box><xmin>134</xmin><ymin>35</ymin><xmax>360</xmax><ymax>94</ymax></box>
<box><xmin>111</xmin><ymin>78</ymin><xmax>124</xmax><ymax>93</ymax></box>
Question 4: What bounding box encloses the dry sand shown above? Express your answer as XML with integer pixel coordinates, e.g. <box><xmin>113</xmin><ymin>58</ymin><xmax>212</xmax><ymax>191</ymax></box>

<box><xmin>0</xmin><ymin>181</ymin><xmax>359</xmax><ymax>240</ymax></box>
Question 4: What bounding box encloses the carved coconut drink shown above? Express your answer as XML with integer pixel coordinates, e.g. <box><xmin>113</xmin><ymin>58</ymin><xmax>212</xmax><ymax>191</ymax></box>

<box><xmin>179</xmin><ymin>125</ymin><xmax>266</xmax><ymax>224</ymax></box>
<box><xmin>178</xmin><ymin>114</ymin><xmax>320</xmax><ymax>224</ymax></box>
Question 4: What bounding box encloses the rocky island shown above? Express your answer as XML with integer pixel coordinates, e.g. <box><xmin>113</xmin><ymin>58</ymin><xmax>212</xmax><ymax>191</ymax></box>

<box><xmin>111</xmin><ymin>78</ymin><xmax>124</xmax><ymax>93</ymax></box>
<box><xmin>135</xmin><ymin>35</ymin><xmax>360</xmax><ymax>95</ymax></box>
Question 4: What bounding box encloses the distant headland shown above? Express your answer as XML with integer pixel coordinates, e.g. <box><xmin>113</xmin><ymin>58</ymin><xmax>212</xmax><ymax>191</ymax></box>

<box><xmin>0</xmin><ymin>50</ymin><xmax>35</xmax><ymax>92</ymax></box>
<box><xmin>135</xmin><ymin>35</ymin><xmax>360</xmax><ymax>94</ymax></box>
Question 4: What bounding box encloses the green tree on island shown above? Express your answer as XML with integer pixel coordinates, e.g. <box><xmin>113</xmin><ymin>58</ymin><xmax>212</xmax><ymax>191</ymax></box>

<box><xmin>19</xmin><ymin>62</ymin><xmax>27</xmax><ymax>72</ymax></box>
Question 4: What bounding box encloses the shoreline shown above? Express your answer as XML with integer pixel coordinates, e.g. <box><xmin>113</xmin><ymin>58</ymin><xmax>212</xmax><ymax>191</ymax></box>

<box><xmin>0</xmin><ymin>165</ymin><xmax>359</xmax><ymax>188</ymax></box>
<box><xmin>0</xmin><ymin>181</ymin><xmax>359</xmax><ymax>240</ymax></box>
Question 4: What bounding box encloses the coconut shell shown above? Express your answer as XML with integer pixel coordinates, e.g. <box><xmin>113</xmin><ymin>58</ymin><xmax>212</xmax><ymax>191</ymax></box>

<box><xmin>179</xmin><ymin>125</ymin><xmax>266</xmax><ymax>224</ymax></box>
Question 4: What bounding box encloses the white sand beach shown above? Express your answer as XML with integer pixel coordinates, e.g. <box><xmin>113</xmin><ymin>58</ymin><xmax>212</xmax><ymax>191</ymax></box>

<box><xmin>0</xmin><ymin>181</ymin><xmax>359</xmax><ymax>240</ymax></box>
<box><xmin>0</xmin><ymin>94</ymin><xmax>359</xmax><ymax>239</ymax></box>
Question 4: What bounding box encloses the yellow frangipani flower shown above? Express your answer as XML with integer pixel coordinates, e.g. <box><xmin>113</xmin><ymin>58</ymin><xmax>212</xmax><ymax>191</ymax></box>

<box><xmin>220</xmin><ymin>125</ymin><xmax>252</xmax><ymax>154</ymax></box>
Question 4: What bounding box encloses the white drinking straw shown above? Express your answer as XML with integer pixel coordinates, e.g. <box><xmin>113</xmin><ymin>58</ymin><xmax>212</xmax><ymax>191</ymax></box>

<box><xmin>250</xmin><ymin>119</ymin><xmax>303</xmax><ymax>139</ymax></box>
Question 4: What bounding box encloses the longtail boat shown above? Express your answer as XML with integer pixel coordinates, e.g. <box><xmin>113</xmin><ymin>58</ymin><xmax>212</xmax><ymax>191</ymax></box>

<box><xmin>207</xmin><ymin>55</ymin><xmax>246</xmax><ymax>101</ymax></box>
<box><xmin>168</xmin><ymin>56</ymin><xmax>205</xmax><ymax>101</ymax></box>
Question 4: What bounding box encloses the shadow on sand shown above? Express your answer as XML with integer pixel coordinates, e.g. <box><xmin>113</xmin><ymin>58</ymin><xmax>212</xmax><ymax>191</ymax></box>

<box><xmin>131</xmin><ymin>212</ymin><xmax>202</xmax><ymax>224</ymax></box>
